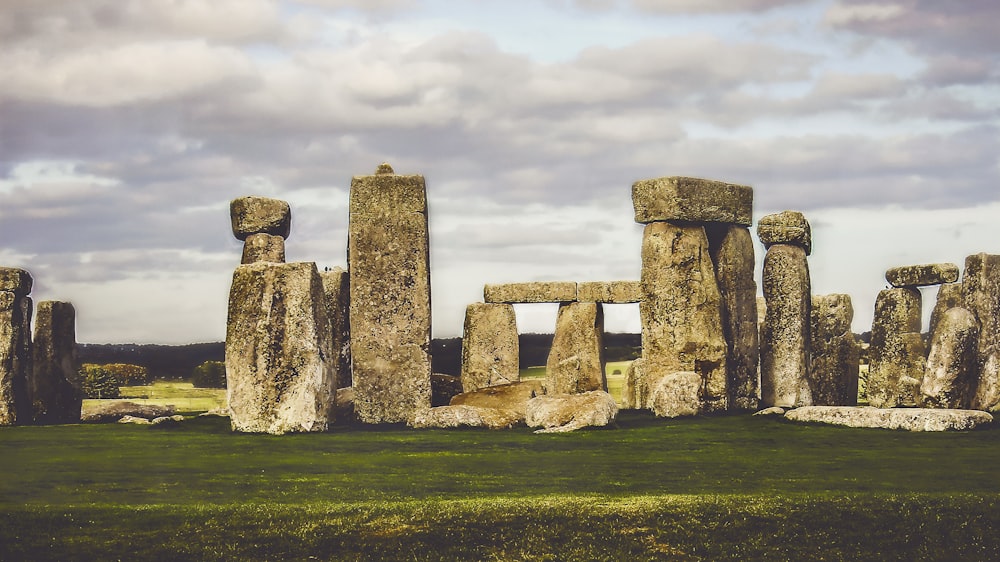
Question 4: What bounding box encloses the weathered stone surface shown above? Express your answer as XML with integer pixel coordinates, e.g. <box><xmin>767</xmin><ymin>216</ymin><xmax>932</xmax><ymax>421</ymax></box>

<box><xmin>621</xmin><ymin>359</ymin><xmax>645</xmax><ymax>409</ymax></box>
<box><xmin>349</xmin><ymin>166</ymin><xmax>432</xmax><ymax>424</ymax></box>
<box><xmin>0</xmin><ymin>268</ymin><xmax>32</xmax><ymax>297</ymax></box>
<box><xmin>886</xmin><ymin>263</ymin><xmax>960</xmax><ymax>288</ymax></box>
<box><xmin>226</xmin><ymin>261</ymin><xmax>336</xmax><ymax>434</ymax></box>
<box><xmin>525</xmin><ymin>391</ymin><xmax>618</xmax><ymax>433</ymax></box>
<box><xmin>631</xmin><ymin>176</ymin><xmax>752</xmax><ymax>226</ymax></box>
<box><xmin>484</xmin><ymin>282</ymin><xmax>577</xmax><ymax>304</ymax></box>
<box><xmin>922</xmin><ymin>307</ymin><xmax>978</xmax><ymax>409</ymax></box>
<box><xmin>929</xmin><ymin>283</ymin><xmax>964</xmax><ymax>339</ymax></box>
<box><xmin>230</xmin><ymin>196</ymin><xmax>292</xmax><ymax>241</ymax></box>
<box><xmin>756</xmin><ymin>211</ymin><xmax>812</xmax><ymax>255</ymax></box>
<box><xmin>450</xmin><ymin>380</ymin><xmax>544</xmax><ymax>418</ymax></box>
<box><xmin>0</xmin><ymin>290</ymin><xmax>32</xmax><ymax>426</ymax></box>
<box><xmin>753</xmin><ymin>406</ymin><xmax>786</xmax><ymax>416</ymax></box>
<box><xmin>963</xmin><ymin>253</ymin><xmax>1000</xmax><ymax>411</ymax></box>
<box><xmin>320</xmin><ymin>267</ymin><xmax>351</xmax><ymax>388</ymax></box>
<box><xmin>81</xmin><ymin>402</ymin><xmax>176</xmax><ymax>423</ymax></box>
<box><xmin>809</xmin><ymin>294</ymin><xmax>860</xmax><ymax>406</ymax></box>
<box><xmin>760</xmin><ymin>244</ymin><xmax>811</xmax><ymax>408</ymax></box>
<box><xmin>640</xmin><ymin>222</ymin><xmax>728</xmax><ymax>413</ymax></box>
<box><xmin>119</xmin><ymin>415</ymin><xmax>151</xmax><ymax>425</ymax></box>
<box><xmin>648</xmin><ymin>372</ymin><xmax>702</xmax><ymax>418</ymax></box>
<box><xmin>334</xmin><ymin>387</ymin><xmax>356</xmax><ymax>425</ymax></box>
<box><xmin>546</xmin><ymin>302</ymin><xmax>606</xmax><ymax>395</ymax></box>
<box><xmin>431</xmin><ymin>374</ymin><xmax>464</xmax><ymax>407</ymax></box>
<box><xmin>460</xmin><ymin>303</ymin><xmax>519</xmax><ymax>392</ymax></box>
<box><xmin>30</xmin><ymin>301</ymin><xmax>81</xmax><ymax>424</ymax></box>
<box><xmin>151</xmin><ymin>415</ymin><xmax>186</xmax><ymax>426</ymax></box>
<box><xmin>576</xmin><ymin>281</ymin><xmax>642</xmax><ymax>303</ymax></box>
<box><xmin>707</xmin><ymin>224</ymin><xmax>759</xmax><ymax>412</ymax></box>
<box><xmin>784</xmin><ymin>406</ymin><xmax>993</xmax><ymax>431</ymax></box>
<box><xmin>867</xmin><ymin>287</ymin><xmax>923</xmax><ymax>408</ymax></box>
<box><xmin>409</xmin><ymin>405</ymin><xmax>521</xmax><ymax>430</ymax></box>
<box><xmin>241</xmin><ymin>233</ymin><xmax>286</xmax><ymax>264</ymax></box>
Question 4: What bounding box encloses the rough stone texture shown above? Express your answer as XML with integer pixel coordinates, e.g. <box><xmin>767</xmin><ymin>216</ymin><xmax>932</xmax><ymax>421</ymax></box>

<box><xmin>631</xmin><ymin>176</ymin><xmax>753</xmax><ymax>226</ymax></box>
<box><xmin>707</xmin><ymin>224</ymin><xmax>759</xmax><ymax>412</ymax></box>
<box><xmin>450</xmin><ymin>380</ymin><xmax>544</xmax><ymax>419</ymax></box>
<box><xmin>119</xmin><ymin>415</ymin><xmax>151</xmax><ymax>425</ymax></box>
<box><xmin>241</xmin><ymin>233</ymin><xmax>286</xmax><ymax>264</ymax></box>
<box><xmin>753</xmin><ymin>406</ymin><xmax>786</xmax><ymax>416</ymax></box>
<box><xmin>577</xmin><ymin>281</ymin><xmax>642</xmax><ymax>303</ymax></box>
<box><xmin>0</xmin><ymin>288</ymin><xmax>32</xmax><ymax>426</ymax></box>
<box><xmin>929</xmin><ymin>283</ymin><xmax>964</xmax><ymax>339</ymax></box>
<box><xmin>349</xmin><ymin>166</ymin><xmax>432</xmax><ymax>424</ymax></box>
<box><xmin>0</xmin><ymin>268</ymin><xmax>32</xmax><ymax>297</ymax></box>
<box><xmin>320</xmin><ymin>267</ymin><xmax>351</xmax><ymax>388</ymax></box>
<box><xmin>484</xmin><ymin>282</ymin><xmax>578</xmax><ymax>304</ymax></box>
<box><xmin>431</xmin><ymin>374</ymin><xmax>464</xmax><ymax>407</ymax></box>
<box><xmin>460</xmin><ymin>303</ymin><xmax>519</xmax><ymax>392</ymax></box>
<box><xmin>640</xmin><ymin>222</ymin><xmax>728</xmax><ymax>413</ymax></box>
<box><xmin>809</xmin><ymin>294</ymin><xmax>860</xmax><ymax>406</ymax></box>
<box><xmin>81</xmin><ymin>402</ymin><xmax>176</xmax><ymax>423</ymax></box>
<box><xmin>867</xmin><ymin>287</ymin><xmax>923</xmax><ymax>408</ymax></box>
<box><xmin>760</xmin><ymin>244</ymin><xmax>811</xmax><ymax>408</ymax></box>
<box><xmin>784</xmin><ymin>406</ymin><xmax>993</xmax><ymax>432</ymax></box>
<box><xmin>963</xmin><ymin>253</ymin><xmax>1000</xmax><ymax>411</ymax></box>
<box><xmin>226</xmin><ymin>261</ymin><xmax>336</xmax><ymax>434</ymax></box>
<box><xmin>151</xmin><ymin>415</ymin><xmax>186</xmax><ymax>426</ymax></box>
<box><xmin>546</xmin><ymin>302</ymin><xmax>606</xmax><ymax>395</ymax></box>
<box><xmin>886</xmin><ymin>263</ymin><xmax>960</xmax><ymax>288</ymax></box>
<box><xmin>334</xmin><ymin>387</ymin><xmax>356</xmax><ymax>425</ymax></box>
<box><xmin>621</xmin><ymin>358</ymin><xmax>644</xmax><ymax>409</ymax></box>
<box><xmin>525</xmin><ymin>391</ymin><xmax>618</xmax><ymax>433</ymax></box>
<box><xmin>230</xmin><ymin>196</ymin><xmax>292</xmax><ymax>241</ymax></box>
<box><xmin>922</xmin><ymin>309</ymin><xmax>979</xmax><ymax>409</ymax></box>
<box><xmin>756</xmin><ymin>211</ymin><xmax>812</xmax><ymax>255</ymax></box>
<box><xmin>648</xmin><ymin>372</ymin><xmax>702</xmax><ymax>418</ymax></box>
<box><xmin>409</xmin><ymin>405</ymin><xmax>521</xmax><ymax>430</ymax></box>
<box><xmin>30</xmin><ymin>301</ymin><xmax>81</xmax><ymax>424</ymax></box>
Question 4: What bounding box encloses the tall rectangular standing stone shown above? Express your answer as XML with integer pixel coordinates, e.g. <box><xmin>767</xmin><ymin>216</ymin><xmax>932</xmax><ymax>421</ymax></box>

<box><xmin>31</xmin><ymin>301</ymin><xmax>81</xmax><ymax>424</ymax></box>
<box><xmin>809</xmin><ymin>294</ymin><xmax>860</xmax><ymax>406</ymax></box>
<box><xmin>546</xmin><ymin>302</ymin><xmax>606</xmax><ymax>395</ymax></box>
<box><xmin>460</xmin><ymin>303</ymin><xmax>519</xmax><ymax>392</ymax></box>
<box><xmin>320</xmin><ymin>267</ymin><xmax>352</xmax><ymax>389</ymax></box>
<box><xmin>963</xmin><ymin>253</ymin><xmax>1000</xmax><ymax>411</ymax></box>
<box><xmin>0</xmin><ymin>268</ymin><xmax>33</xmax><ymax>426</ymax></box>
<box><xmin>349</xmin><ymin>164</ymin><xmax>432</xmax><ymax>423</ymax></box>
<box><xmin>867</xmin><ymin>287</ymin><xmax>923</xmax><ymax>408</ymax></box>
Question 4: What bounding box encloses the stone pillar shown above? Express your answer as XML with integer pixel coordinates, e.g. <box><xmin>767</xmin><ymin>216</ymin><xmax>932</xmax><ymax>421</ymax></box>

<box><xmin>0</xmin><ymin>268</ymin><xmax>33</xmax><ymax>426</ymax></box>
<box><xmin>929</xmin><ymin>282</ymin><xmax>964</xmax><ymax>341</ymax></box>
<box><xmin>349</xmin><ymin>163</ymin><xmax>432</xmax><ymax>423</ymax></box>
<box><xmin>809</xmin><ymin>294</ymin><xmax>860</xmax><ymax>406</ymax></box>
<box><xmin>963</xmin><ymin>253</ymin><xmax>1000</xmax><ymax>411</ymax></box>
<box><xmin>320</xmin><ymin>267</ymin><xmax>352</xmax><ymax>389</ymax></box>
<box><xmin>230</xmin><ymin>196</ymin><xmax>291</xmax><ymax>264</ymax></box>
<box><xmin>867</xmin><ymin>287</ymin><xmax>923</xmax><ymax>408</ymax></box>
<box><xmin>460</xmin><ymin>303</ymin><xmax>519</xmax><ymax>393</ymax></box>
<box><xmin>758</xmin><ymin>211</ymin><xmax>812</xmax><ymax>408</ymax></box>
<box><xmin>31</xmin><ymin>301</ymin><xmax>81</xmax><ymax>424</ymax></box>
<box><xmin>546</xmin><ymin>302</ymin><xmax>606</xmax><ymax>395</ymax></box>
<box><xmin>226</xmin><ymin>261</ymin><xmax>336</xmax><ymax>434</ymax></box>
<box><xmin>707</xmin><ymin>224</ymin><xmax>759</xmax><ymax>412</ymax></box>
<box><xmin>922</xmin><ymin>307</ymin><xmax>978</xmax><ymax>409</ymax></box>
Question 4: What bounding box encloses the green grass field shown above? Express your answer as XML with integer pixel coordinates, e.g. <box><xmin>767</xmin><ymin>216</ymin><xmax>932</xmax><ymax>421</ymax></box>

<box><xmin>522</xmin><ymin>360</ymin><xmax>632</xmax><ymax>404</ymax></box>
<box><xmin>83</xmin><ymin>381</ymin><xmax>226</xmax><ymax>414</ymax></box>
<box><xmin>2</xmin><ymin>408</ymin><xmax>999</xmax><ymax>560</ymax></box>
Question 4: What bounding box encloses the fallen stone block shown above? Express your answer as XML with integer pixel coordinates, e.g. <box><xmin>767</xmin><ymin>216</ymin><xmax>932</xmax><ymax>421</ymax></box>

<box><xmin>648</xmin><ymin>372</ymin><xmax>701</xmax><ymax>418</ymax></box>
<box><xmin>631</xmin><ymin>176</ymin><xmax>753</xmax><ymax>226</ymax></box>
<box><xmin>409</xmin><ymin>405</ymin><xmax>521</xmax><ymax>430</ymax></box>
<box><xmin>118</xmin><ymin>415</ymin><xmax>151</xmax><ymax>425</ymax></box>
<box><xmin>784</xmin><ymin>406</ymin><xmax>993</xmax><ymax>431</ymax></box>
<box><xmin>82</xmin><ymin>401</ymin><xmax>176</xmax><ymax>423</ymax></box>
<box><xmin>230</xmin><ymin>196</ymin><xmax>292</xmax><ymax>241</ymax></box>
<box><xmin>525</xmin><ymin>391</ymin><xmax>618</xmax><ymax>433</ymax></box>
<box><xmin>450</xmin><ymin>380</ymin><xmax>544</xmax><ymax>418</ymax></box>
<box><xmin>484</xmin><ymin>282</ymin><xmax>577</xmax><ymax>304</ymax></box>
<box><xmin>885</xmin><ymin>263</ymin><xmax>960</xmax><ymax>288</ymax></box>
<box><xmin>576</xmin><ymin>281</ymin><xmax>642</xmax><ymax>303</ymax></box>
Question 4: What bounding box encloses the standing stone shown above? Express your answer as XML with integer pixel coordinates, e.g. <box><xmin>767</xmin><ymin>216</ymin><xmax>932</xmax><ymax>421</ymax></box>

<box><xmin>230</xmin><ymin>196</ymin><xmax>292</xmax><ymax>241</ymax></box>
<box><xmin>546</xmin><ymin>302</ymin><xmax>606</xmax><ymax>395</ymax></box>
<box><xmin>320</xmin><ymin>267</ymin><xmax>351</xmax><ymax>389</ymax></box>
<box><xmin>640</xmin><ymin>222</ymin><xmax>727</xmax><ymax>413</ymax></box>
<box><xmin>621</xmin><ymin>358</ymin><xmax>645</xmax><ymax>409</ymax></box>
<box><xmin>648</xmin><ymin>372</ymin><xmax>702</xmax><ymax>418</ymax></box>
<box><xmin>759</xmin><ymin>244</ymin><xmax>811</xmax><ymax>408</ymax></box>
<box><xmin>241</xmin><ymin>233</ymin><xmax>286</xmax><ymax>264</ymax></box>
<box><xmin>707</xmin><ymin>225</ymin><xmax>759</xmax><ymax>412</ymax></box>
<box><xmin>867</xmin><ymin>287</ymin><xmax>923</xmax><ymax>408</ymax></box>
<box><xmin>349</xmin><ymin>164</ymin><xmax>432</xmax><ymax>423</ymax></box>
<box><xmin>922</xmin><ymin>307</ymin><xmax>979</xmax><ymax>409</ymax></box>
<box><xmin>928</xmin><ymin>283</ymin><xmax>964</xmax><ymax>340</ymax></box>
<box><xmin>0</xmin><ymin>268</ymin><xmax>32</xmax><ymax>426</ymax></box>
<box><xmin>963</xmin><ymin>253</ymin><xmax>1000</xmax><ymax>411</ymax></box>
<box><xmin>226</xmin><ymin>262</ymin><xmax>336</xmax><ymax>434</ymax></box>
<box><xmin>460</xmin><ymin>303</ymin><xmax>519</xmax><ymax>392</ymax></box>
<box><xmin>31</xmin><ymin>301</ymin><xmax>81</xmax><ymax>424</ymax></box>
<box><xmin>809</xmin><ymin>294</ymin><xmax>860</xmax><ymax>406</ymax></box>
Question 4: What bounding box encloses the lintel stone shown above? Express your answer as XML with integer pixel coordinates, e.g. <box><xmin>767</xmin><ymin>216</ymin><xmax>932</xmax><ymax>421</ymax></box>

<box><xmin>484</xmin><ymin>282</ymin><xmax>577</xmax><ymax>304</ymax></box>
<box><xmin>631</xmin><ymin>176</ymin><xmax>753</xmax><ymax>226</ymax></box>
<box><xmin>577</xmin><ymin>281</ymin><xmax>642</xmax><ymax>303</ymax></box>
<box><xmin>886</xmin><ymin>263</ymin><xmax>960</xmax><ymax>288</ymax></box>
<box><xmin>230</xmin><ymin>196</ymin><xmax>291</xmax><ymax>241</ymax></box>
<box><xmin>757</xmin><ymin>211</ymin><xmax>811</xmax><ymax>255</ymax></box>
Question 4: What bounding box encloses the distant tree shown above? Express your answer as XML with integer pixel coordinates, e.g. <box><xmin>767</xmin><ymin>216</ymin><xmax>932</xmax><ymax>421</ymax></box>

<box><xmin>102</xmin><ymin>363</ymin><xmax>150</xmax><ymax>386</ymax></box>
<box><xmin>192</xmin><ymin>361</ymin><xmax>227</xmax><ymax>389</ymax></box>
<box><xmin>79</xmin><ymin>364</ymin><xmax>121</xmax><ymax>399</ymax></box>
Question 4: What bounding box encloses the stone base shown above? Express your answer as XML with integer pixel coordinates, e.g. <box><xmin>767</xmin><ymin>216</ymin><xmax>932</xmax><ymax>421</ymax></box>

<box><xmin>784</xmin><ymin>406</ymin><xmax>993</xmax><ymax>431</ymax></box>
<box><xmin>409</xmin><ymin>405</ymin><xmax>521</xmax><ymax>429</ymax></box>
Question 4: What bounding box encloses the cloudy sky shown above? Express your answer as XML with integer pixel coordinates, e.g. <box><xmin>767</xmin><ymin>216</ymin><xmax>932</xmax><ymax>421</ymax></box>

<box><xmin>1</xmin><ymin>0</ymin><xmax>998</xmax><ymax>344</ymax></box>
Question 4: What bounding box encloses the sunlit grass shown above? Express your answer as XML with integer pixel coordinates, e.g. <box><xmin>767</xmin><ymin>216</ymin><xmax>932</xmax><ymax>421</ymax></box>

<box><xmin>83</xmin><ymin>381</ymin><xmax>226</xmax><ymax>414</ymax></box>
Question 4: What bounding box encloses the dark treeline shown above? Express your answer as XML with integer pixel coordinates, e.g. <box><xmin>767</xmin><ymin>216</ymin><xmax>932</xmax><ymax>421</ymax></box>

<box><xmin>79</xmin><ymin>333</ymin><xmax>644</xmax><ymax>380</ymax></box>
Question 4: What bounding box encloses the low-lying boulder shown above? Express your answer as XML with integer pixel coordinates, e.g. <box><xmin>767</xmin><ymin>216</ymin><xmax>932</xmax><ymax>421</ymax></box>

<box><xmin>118</xmin><ymin>415</ymin><xmax>151</xmax><ymax>425</ymax></box>
<box><xmin>82</xmin><ymin>401</ymin><xmax>176</xmax><ymax>423</ymax></box>
<box><xmin>648</xmin><ymin>372</ymin><xmax>701</xmax><ymax>418</ymax></box>
<box><xmin>784</xmin><ymin>406</ymin><xmax>993</xmax><ymax>431</ymax></box>
<box><xmin>753</xmin><ymin>406</ymin><xmax>786</xmax><ymax>416</ymax></box>
<box><xmin>151</xmin><ymin>415</ymin><xmax>186</xmax><ymax>426</ymax></box>
<box><xmin>525</xmin><ymin>391</ymin><xmax>617</xmax><ymax>433</ymax></box>
<box><xmin>450</xmin><ymin>380</ymin><xmax>544</xmax><ymax>418</ymax></box>
<box><xmin>409</xmin><ymin>405</ymin><xmax>521</xmax><ymax>430</ymax></box>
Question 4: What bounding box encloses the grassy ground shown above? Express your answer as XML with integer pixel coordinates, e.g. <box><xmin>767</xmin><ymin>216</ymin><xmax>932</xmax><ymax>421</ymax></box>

<box><xmin>2</xmin><ymin>412</ymin><xmax>999</xmax><ymax>560</ymax></box>
<box><xmin>83</xmin><ymin>381</ymin><xmax>226</xmax><ymax>413</ymax></box>
<box><xmin>521</xmin><ymin>360</ymin><xmax>632</xmax><ymax>404</ymax></box>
